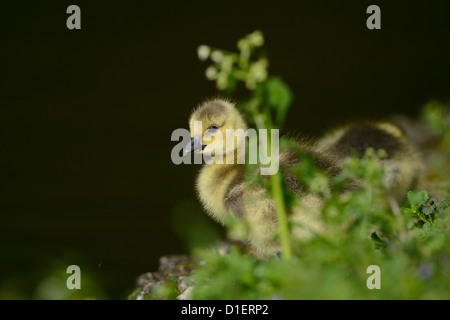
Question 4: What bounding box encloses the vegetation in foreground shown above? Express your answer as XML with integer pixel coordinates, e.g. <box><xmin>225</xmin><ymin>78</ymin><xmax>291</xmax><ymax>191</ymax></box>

<box><xmin>151</xmin><ymin>31</ymin><xmax>450</xmax><ymax>300</ymax></box>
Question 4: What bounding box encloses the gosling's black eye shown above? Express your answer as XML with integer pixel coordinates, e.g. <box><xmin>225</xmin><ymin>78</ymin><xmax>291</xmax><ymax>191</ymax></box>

<box><xmin>207</xmin><ymin>125</ymin><xmax>219</xmax><ymax>132</ymax></box>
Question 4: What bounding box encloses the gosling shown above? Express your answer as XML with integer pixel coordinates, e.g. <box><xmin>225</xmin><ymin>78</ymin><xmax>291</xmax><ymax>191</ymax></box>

<box><xmin>183</xmin><ymin>98</ymin><xmax>423</xmax><ymax>258</ymax></box>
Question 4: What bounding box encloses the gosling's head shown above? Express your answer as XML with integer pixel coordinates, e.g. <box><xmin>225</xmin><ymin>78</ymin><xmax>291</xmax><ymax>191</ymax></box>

<box><xmin>184</xmin><ymin>99</ymin><xmax>248</xmax><ymax>159</ymax></box>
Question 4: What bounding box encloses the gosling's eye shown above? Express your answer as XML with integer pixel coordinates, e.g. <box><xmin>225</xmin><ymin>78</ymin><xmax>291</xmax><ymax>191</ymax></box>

<box><xmin>207</xmin><ymin>125</ymin><xmax>219</xmax><ymax>133</ymax></box>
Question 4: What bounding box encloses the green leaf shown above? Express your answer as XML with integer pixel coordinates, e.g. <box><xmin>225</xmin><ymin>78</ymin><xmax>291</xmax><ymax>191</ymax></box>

<box><xmin>421</xmin><ymin>100</ymin><xmax>446</xmax><ymax>134</ymax></box>
<box><xmin>370</xmin><ymin>232</ymin><xmax>386</xmax><ymax>249</ymax></box>
<box><xmin>440</xmin><ymin>198</ymin><xmax>450</xmax><ymax>211</ymax></box>
<box><xmin>407</xmin><ymin>190</ymin><xmax>429</xmax><ymax>207</ymax></box>
<box><xmin>422</xmin><ymin>222</ymin><xmax>432</xmax><ymax>232</ymax></box>
<box><xmin>264</xmin><ymin>77</ymin><xmax>293</xmax><ymax>126</ymax></box>
<box><xmin>401</xmin><ymin>207</ymin><xmax>416</xmax><ymax>218</ymax></box>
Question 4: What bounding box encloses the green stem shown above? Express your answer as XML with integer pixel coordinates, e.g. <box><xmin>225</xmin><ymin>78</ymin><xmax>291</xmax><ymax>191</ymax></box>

<box><xmin>255</xmin><ymin>109</ymin><xmax>292</xmax><ymax>260</ymax></box>
<box><xmin>270</xmin><ymin>173</ymin><xmax>292</xmax><ymax>259</ymax></box>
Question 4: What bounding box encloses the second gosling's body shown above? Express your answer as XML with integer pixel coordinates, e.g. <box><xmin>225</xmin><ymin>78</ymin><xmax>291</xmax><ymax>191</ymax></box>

<box><xmin>185</xmin><ymin>99</ymin><xmax>423</xmax><ymax>258</ymax></box>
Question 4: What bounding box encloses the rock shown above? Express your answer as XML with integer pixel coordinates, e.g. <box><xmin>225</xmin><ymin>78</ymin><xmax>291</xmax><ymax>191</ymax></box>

<box><xmin>176</xmin><ymin>286</ymin><xmax>194</xmax><ymax>300</ymax></box>
<box><xmin>128</xmin><ymin>241</ymin><xmax>250</xmax><ymax>300</ymax></box>
<box><xmin>128</xmin><ymin>254</ymin><xmax>197</xmax><ymax>300</ymax></box>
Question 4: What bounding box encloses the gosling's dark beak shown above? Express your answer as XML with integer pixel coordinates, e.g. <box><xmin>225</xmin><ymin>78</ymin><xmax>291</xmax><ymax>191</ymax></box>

<box><xmin>183</xmin><ymin>137</ymin><xmax>204</xmax><ymax>156</ymax></box>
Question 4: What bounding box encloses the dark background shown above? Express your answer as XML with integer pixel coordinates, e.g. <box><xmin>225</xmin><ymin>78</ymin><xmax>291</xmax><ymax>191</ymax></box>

<box><xmin>1</xmin><ymin>0</ymin><xmax>449</xmax><ymax>298</ymax></box>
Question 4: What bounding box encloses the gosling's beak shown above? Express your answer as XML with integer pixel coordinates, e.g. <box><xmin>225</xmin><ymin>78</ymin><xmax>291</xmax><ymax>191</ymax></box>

<box><xmin>183</xmin><ymin>136</ymin><xmax>204</xmax><ymax>156</ymax></box>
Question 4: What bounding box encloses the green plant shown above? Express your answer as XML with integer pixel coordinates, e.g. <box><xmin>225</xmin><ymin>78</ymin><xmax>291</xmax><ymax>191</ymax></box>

<box><xmin>184</xmin><ymin>31</ymin><xmax>450</xmax><ymax>299</ymax></box>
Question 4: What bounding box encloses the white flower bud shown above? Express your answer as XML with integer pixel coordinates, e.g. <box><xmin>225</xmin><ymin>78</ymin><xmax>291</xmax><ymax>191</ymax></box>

<box><xmin>248</xmin><ymin>30</ymin><xmax>264</xmax><ymax>47</ymax></box>
<box><xmin>249</xmin><ymin>58</ymin><xmax>268</xmax><ymax>82</ymax></box>
<box><xmin>210</xmin><ymin>50</ymin><xmax>224</xmax><ymax>63</ymax></box>
<box><xmin>216</xmin><ymin>72</ymin><xmax>228</xmax><ymax>90</ymax></box>
<box><xmin>197</xmin><ymin>45</ymin><xmax>211</xmax><ymax>61</ymax></box>
<box><xmin>205</xmin><ymin>66</ymin><xmax>218</xmax><ymax>80</ymax></box>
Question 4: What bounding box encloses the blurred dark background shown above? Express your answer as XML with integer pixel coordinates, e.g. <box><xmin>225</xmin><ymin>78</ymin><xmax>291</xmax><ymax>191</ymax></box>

<box><xmin>1</xmin><ymin>0</ymin><xmax>449</xmax><ymax>298</ymax></box>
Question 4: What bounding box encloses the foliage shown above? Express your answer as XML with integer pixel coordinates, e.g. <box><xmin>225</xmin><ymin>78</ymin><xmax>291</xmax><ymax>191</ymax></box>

<box><xmin>187</xmin><ymin>152</ymin><xmax>450</xmax><ymax>299</ymax></box>
<box><xmin>171</xmin><ymin>31</ymin><xmax>450</xmax><ymax>300</ymax></box>
<box><xmin>421</xmin><ymin>100</ymin><xmax>450</xmax><ymax>149</ymax></box>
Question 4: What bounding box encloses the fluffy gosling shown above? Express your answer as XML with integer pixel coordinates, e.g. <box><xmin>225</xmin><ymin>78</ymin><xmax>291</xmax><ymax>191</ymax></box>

<box><xmin>184</xmin><ymin>98</ymin><xmax>424</xmax><ymax>258</ymax></box>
